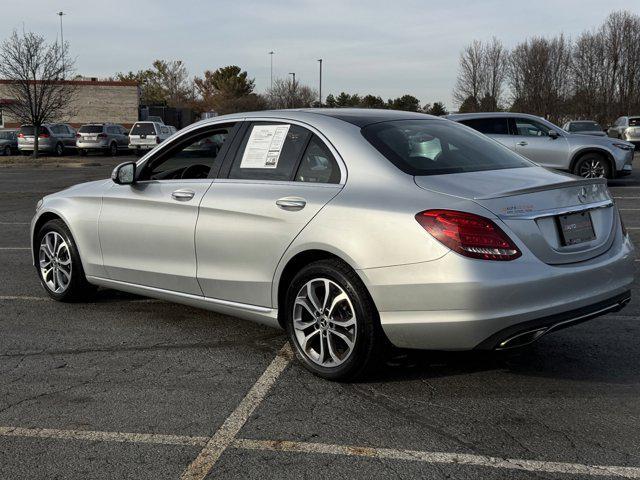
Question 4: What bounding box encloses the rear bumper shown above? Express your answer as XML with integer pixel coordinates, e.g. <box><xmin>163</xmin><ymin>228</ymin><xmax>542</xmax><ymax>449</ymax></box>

<box><xmin>128</xmin><ymin>143</ymin><xmax>156</xmax><ymax>150</ymax></box>
<box><xmin>77</xmin><ymin>140</ymin><xmax>109</xmax><ymax>150</ymax></box>
<box><xmin>358</xmin><ymin>229</ymin><xmax>635</xmax><ymax>350</ymax></box>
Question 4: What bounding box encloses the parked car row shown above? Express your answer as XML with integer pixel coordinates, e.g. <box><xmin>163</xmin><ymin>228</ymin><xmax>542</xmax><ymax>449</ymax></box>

<box><xmin>446</xmin><ymin>112</ymin><xmax>635</xmax><ymax>179</ymax></box>
<box><xmin>11</xmin><ymin>121</ymin><xmax>177</xmax><ymax>156</ymax></box>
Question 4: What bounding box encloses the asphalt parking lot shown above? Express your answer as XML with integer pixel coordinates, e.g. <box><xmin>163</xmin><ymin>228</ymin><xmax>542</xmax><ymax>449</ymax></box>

<box><xmin>1</xmin><ymin>155</ymin><xmax>640</xmax><ymax>479</ymax></box>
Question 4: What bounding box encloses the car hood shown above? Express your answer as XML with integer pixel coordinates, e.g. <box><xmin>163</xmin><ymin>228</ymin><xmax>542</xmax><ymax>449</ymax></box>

<box><xmin>566</xmin><ymin>131</ymin><xmax>633</xmax><ymax>148</ymax></box>
<box><xmin>45</xmin><ymin>179</ymin><xmax>112</xmax><ymax>201</ymax></box>
<box><xmin>573</xmin><ymin>130</ymin><xmax>608</xmax><ymax>137</ymax></box>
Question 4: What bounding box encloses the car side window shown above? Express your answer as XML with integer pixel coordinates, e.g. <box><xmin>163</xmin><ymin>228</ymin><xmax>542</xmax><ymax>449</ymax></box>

<box><xmin>514</xmin><ymin>118</ymin><xmax>550</xmax><ymax>137</ymax></box>
<box><xmin>229</xmin><ymin>123</ymin><xmax>311</xmax><ymax>181</ymax></box>
<box><xmin>138</xmin><ymin>125</ymin><xmax>233</xmax><ymax>181</ymax></box>
<box><xmin>295</xmin><ymin>135</ymin><xmax>341</xmax><ymax>184</ymax></box>
<box><xmin>460</xmin><ymin>118</ymin><xmax>509</xmax><ymax>135</ymax></box>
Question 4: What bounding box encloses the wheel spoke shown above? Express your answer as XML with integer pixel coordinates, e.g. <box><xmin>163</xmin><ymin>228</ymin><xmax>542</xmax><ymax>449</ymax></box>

<box><xmin>306</xmin><ymin>282</ymin><xmax>322</xmax><ymax>312</ymax></box>
<box><xmin>295</xmin><ymin>297</ymin><xmax>316</xmax><ymax>317</ymax></box>
<box><xmin>300</xmin><ymin>328</ymin><xmax>320</xmax><ymax>351</ymax></box>
<box><xmin>328</xmin><ymin>328</ymin><xmax>354</xmax><ymax>351</ymax></box>
<box><xmin>326</xmin><ymin>334</ymin><xmax>341</xmax><ymax>364</ymax></box>
<box><xmin>328</xmin><ymin>292</ymin><xmax>348</xmax><ymax>317</ymax></box>
<box><xmin>321</xmin><ymin>279</ymin><xmax>331</xmax><ymax>311</ymax></box>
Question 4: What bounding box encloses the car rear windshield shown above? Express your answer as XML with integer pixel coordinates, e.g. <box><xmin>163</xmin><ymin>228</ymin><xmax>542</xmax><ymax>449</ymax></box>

<box><xmin>130</xmin><ymin>123</ymin><xmax>157</xmax><ymax>135</ymax></box>
<box><xmin>79</xmin><ymin>125</ymin><xmax>104</xmax><ymax>133</ymax></box>
<box><xmin>570</xmin><ymin>122</ymin><xmax>601</xmax><ymax>132</ymax></box>
<box><xmin>362</xmin><ymin>120</ymin><xmax>533</xmax><ymax>176</ymax></box>
<box><xmin>629</xmin><ymin>117</ymin><xmax>640</xmax><ymax>126</ymax></box>
<box><xmin>19</xmin><ymin>126</ymin><xmax>35</xmax><ymax>135</ymax></box>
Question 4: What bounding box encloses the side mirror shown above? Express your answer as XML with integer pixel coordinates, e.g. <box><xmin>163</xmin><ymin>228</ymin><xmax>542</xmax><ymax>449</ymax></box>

<box><xmin>111</xmin><ymin>161</ymin><xmax>136</xmax><ymax>185</ymax></box>
<box><xmin>548</xmin><ymin>130</ymin><xmax>559</xmax><ymax>139</ymax></box>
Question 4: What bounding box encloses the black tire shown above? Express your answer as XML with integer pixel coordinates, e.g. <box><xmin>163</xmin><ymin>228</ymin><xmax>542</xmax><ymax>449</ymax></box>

<box><xmin>573</xmin><ymin>153</ymin><xmax>612</xmax><ymax>179</ymax></box>
<box><xmin>55</xmin><ymin>142</ymin><xmax>64</xmax><ymax>156</ymax></box>
<box><xmin>284</xmin><ymin>259</ymin><xmax>386</xmax><ymax>381</ymax></box>
<box><xmin>78</xmin><ymin>149</ymin><xmax>86</xmax><ymax>156</ymax></box>
<box><xmin>35</xmin><ymin>219</ymin><xmax>96</xmax><ymax>302</ymax></box>
<box><xmin>106</xmin><ymin>142</ymin><xmax>118</xmax><ymax>157</ymax></box>
<box><xmin>3</xmin><ymin>145</ymin><xmax>10</xmax><ymax>156</ymax></box>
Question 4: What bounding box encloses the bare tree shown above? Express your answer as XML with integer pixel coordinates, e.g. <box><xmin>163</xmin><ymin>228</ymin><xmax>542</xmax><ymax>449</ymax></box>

<box><xmin>481</xmin><ymin>37</ymin><xmax>508</xmax><ymax>110</ymax></box>
<box><xmin>0</xmin><ymin>31</ymin><xmax>76</xmax><ymax>157</ymax></box>
<box><xmin>452</xmin><ymin>40</ymin><xmax>485</xmax><ymax>110</ymax></box>
<box><xmin>265</xmin><ymin>78</ymin><xmax>317</xmax><ymax>109</ymax></box>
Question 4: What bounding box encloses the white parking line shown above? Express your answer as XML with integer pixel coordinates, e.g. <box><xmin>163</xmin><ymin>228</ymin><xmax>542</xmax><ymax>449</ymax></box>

<box><xmin>0</xmin><ymin>426</ymin><xmax>208</xmax><ymax>447</ymax></box>
<box><xmin>2</xmin><ymin>425</ymin><xmax>637</xmax><ymax>478</ymax></box>
<box><xmin>0</xmin><ymin>247</ymin><xmax>30</xmax><ymax>250</ymax></box>
<box><xmin>0</xmin><ymin>222</ymin><xmax>29</xmax><ymax>225</ymax></box>
<box><xmin>233</xmin><ymin>438</ymin><xmax>640</xmax><ymax>478</ymax></box>
<box><xmin>179</xmin><ymin>343</ymin><xmax>292</xmax><ymax>480</ymax></box>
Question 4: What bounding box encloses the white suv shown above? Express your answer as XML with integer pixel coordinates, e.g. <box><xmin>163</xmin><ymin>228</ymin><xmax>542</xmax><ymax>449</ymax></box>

<box><xmin>128</xmin><ymin>121</ymin><xmax>176</xmax><ymax>154</ymax></box>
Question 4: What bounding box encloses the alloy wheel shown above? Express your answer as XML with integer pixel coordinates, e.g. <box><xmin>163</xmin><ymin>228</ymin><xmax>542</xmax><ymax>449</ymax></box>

<box><xmin>110</xmin><ymin>143</ymin><xmax>117</xmax><ymax>156</ymax></box>
<box><xmin>39</xmin><ymin>231</ymin><xmax>72</xmax><ymax>294</ymax></box>
<box><xmin>293</xmin><ymin>278</ymin><xmax>357</xmax><ymax>367</ymax></box>
<box><xmin>579</xmin><ymin>158</ymin><xmax>605</xmax><ymax>178</ymax></box>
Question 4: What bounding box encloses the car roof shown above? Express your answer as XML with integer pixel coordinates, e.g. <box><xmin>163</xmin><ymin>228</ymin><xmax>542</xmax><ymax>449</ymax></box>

<box><xmin>446</xmin><ymin>112</ymin><xmax>544</xmax><ymax>121</ymax></box>
<box><xmin>192</xmin><ymin>108</ymin><xmax>443</xmax><ymax>129</ymax></box>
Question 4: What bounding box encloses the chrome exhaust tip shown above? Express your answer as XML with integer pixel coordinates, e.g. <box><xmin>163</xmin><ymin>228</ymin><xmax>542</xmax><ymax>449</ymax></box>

<box><xmin>496</xmin><ymin>328</ymin><xmax>548</xmax><ymax>350</ymax></box>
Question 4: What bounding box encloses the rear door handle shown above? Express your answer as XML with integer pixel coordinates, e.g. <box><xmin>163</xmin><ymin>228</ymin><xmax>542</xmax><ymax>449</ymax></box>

<box><xmin>276</xmin><ymin>197</ymin><xmax>306</xmax><ymax>211</ymax></box>
<box><xmin>517</xmin><ymin>141</ymin><xmax>528</xmax><ymax>146</ymax></box>
<box><xmin>171</xmin><ymin>189</ymin><xmax>195</xmax><ymax>201</ymax></box>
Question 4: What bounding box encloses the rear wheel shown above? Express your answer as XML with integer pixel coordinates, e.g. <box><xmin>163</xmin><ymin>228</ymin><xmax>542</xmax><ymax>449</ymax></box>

<box><xmin>3</xmin><ymin>145</ymin><xmax>10</xmax><ymax>156</ymax></box>
<box><xmin>573</xmin><ymin>153</ymin><xmax>611</xmax><ymax>179</ymax></box>
<box><xmin>36</xmin><ymin>219</ymin><xmax>96</xmax><ymax>302</ymax></box>
<box><xmin>55</xmin><ymin>142</ymin><xmax>64</xmax><ymax>156</ymax></box>
<box><xmin>284</xmin><ymin>259</ymin><xmax>386</xmax><ymax>381</ymax></box>
<box><xmin>107</xmin><ymin>142</ymin><xmax>118</xmax><ymax>156</ymax></box>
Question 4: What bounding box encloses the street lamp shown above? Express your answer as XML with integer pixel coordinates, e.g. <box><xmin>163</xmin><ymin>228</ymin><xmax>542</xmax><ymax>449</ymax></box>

<box><xmin>317</xmin><ymin>59</ymin><xmax>323</xmax><ymax>107</ymax></box>
<box><xmin>57</xmin><ymin>12</ymin><xmax>66</xmax><ymax>76</ymax></box>
<box><xmin>268</xmin><ymin>51</ymin><xmax>274</xmax><ymax>90</ymax></box>
<box><xmin>288</xmin><ymin>72</ymin><xmax>296</xmax><ymax>108</ymax></box>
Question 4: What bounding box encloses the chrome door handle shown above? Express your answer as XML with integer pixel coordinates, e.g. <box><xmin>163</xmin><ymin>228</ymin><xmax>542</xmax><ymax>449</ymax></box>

<box><xmin>276</xmin><ymin>197</ymin><xmax>306</xmax><ymax>211</ymax></box>
<box><xmin>517</xmin><ymin>141</ymin><xmax>528</xmax><ymax>146</ymax></box>
<box><xmin>171</xmin><ymin>189</ymin><xmax>195</xmax><ymax>201</ymax></box>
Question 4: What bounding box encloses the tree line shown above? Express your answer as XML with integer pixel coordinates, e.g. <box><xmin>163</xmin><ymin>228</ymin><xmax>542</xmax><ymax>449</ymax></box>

<box><xmin>114</xmin><ymin>62</ymin><xmax>449</xmax><ymax>115</ymax></box>
<box><xmin>452</xmin><ymin>10</ymin><xmax>640</xmax><ymax>126</ymax></box>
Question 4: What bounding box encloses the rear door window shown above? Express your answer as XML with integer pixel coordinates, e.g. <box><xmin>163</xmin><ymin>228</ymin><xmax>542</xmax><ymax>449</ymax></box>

<box><xmin>629</xmin><ymin>118</ymin><xmax>640</xmax><ymax>127</ymax></box>
<box><xmin>295</xmin><ymin>135</ymin><xmax>341</xmax><ymax>184</ymax></box>
<box><xmin>228</xmin><ymin>123</ymin><xmax>311</xmax><ymax>181</ymax></box>
<box><xmin>459</xmin><ymin>117</ymin><xmax>509</xmax><ymax>135</ymax></box>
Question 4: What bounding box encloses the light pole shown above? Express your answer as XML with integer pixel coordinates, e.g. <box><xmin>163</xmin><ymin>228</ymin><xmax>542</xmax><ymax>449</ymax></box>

<box><xmin>268</xmin><ymin>51</ymin><xmax>274</xmax><ymax>90</ymax></box>
<box><xmin>57</xmin><ymin>12</ymin><xmax>66</xmax><ymax>76</ymax></box>
<box><xmin>317</xmin><ymin>59</ymin><xmax>323</xmax><ymax>107</ymax></box>
<box><xmin>288</xmin><ymin>72</ymin><xmax>296</xmax><ymax>108</ymax></box>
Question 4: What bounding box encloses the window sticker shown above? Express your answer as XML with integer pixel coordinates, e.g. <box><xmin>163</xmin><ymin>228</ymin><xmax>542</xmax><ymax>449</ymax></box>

<box><xmin>240</xmin><ymin>124</ymin><xmax>291</xmax><ymax>168</ymax></box>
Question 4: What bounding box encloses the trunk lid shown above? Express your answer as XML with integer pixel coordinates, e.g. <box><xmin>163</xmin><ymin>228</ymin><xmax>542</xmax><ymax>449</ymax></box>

<box><xmin>415</xmin><ymin>167</ymin><xmax>615</xmax><ymax>265</ymax></box>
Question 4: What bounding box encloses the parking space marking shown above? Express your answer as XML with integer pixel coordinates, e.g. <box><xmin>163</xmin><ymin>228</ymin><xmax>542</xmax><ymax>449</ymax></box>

<box><xmin>0</xmin><ymin>222</ymin><xmax>29</xmax><ymax>225</ymax></box>
<box><xmin>0</xmin><ymin>426</ymin><xmax>208</xmax><ymax>447</ymax></box>
<box><xmin>0</xmin><ymin>247</ymin><xmax>30</xmax><ymax>250</ymax></box>
<box><xmin>233</xmin><ymin>438</ymin><xmax>640</xmax><ymax>478</ymax></box>
<box><xmin>180</xmin><ymin>343</ymin><xmax>292</xmax><ymax>480</ymax></box>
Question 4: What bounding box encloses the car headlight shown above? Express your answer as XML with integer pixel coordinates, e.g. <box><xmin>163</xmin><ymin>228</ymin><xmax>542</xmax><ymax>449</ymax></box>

<box><xmin>36</xmin><ymin>199</ymin><xmax>43</xmax><ymax>211</ymax></box>
<box><xmin>613</xmin><ymin>142</ymin><xmax>634</xmax><ymax>151</ymax></box>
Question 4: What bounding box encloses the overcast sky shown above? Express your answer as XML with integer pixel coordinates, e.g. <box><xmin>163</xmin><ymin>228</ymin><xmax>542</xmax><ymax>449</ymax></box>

<box><xmin>2</xmin><ymin>0</ymin><xmax>639</xmax><ymax>108</ymax></box>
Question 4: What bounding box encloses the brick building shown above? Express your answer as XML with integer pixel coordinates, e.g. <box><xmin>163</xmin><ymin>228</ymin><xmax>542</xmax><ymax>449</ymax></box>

<box><xmin>0</xmin><ymin>78</ymin><xmax>139</xmax><ymax>129</ymax></box>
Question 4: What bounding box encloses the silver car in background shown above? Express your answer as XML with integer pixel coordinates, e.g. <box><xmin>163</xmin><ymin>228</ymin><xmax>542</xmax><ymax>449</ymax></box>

<box><xmin>76</xmin><ymin>123</ymin><xmax>130</xmax><ymax>156</ymax></box>
<box><xmin>128</xmin><ymin>121</ymin><xmax>176</xmax><ymax>154</ymax></box>
<box><xmin>0</xmin><ymin>129</ymin><xmax>18</xmax><ymax>156</ymax></box>
<box><xmin>562</xmin><ymin>120</ymin><xmax>607</xmax><ymax>137</ymax></box>
<box><xmin>18</xmin><ymin>123</ymin><xmax>77</xmax><ymax>156</ymax></box>
<box><xmin>448</xmin><ymin>112</ymin><xmax>634</xmax><ymax>178</ymax></box>
<box><xmin>607</xmin><ymin>116</ymin><xmax>640</xmax><ymax>149</ymax></box>
<box><xmin>31</xmin><ymin>109</ymin><xmax>634</xmax><ymax>380</ymax></box>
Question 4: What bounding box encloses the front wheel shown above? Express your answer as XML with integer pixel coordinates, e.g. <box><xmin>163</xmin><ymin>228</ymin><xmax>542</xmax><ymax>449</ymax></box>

<box><xmin>55</xmin><ymin>143</ymin><xmax>64</xmax><ymax>156</ymax></box>
<box><xmin>284</xmin><ymin>259</ymin><xmax>386</xmax><ymax>381</ymax></box>
<box><xmin>3</xmin><ymin>145</ymin><xmax>11</xmax><ymax>156</ymax></box>
<box><xmin>35</xmin><ymin>219</ymin><xmax>96</xmax><ymax>301</ymax></box>
<box><xmin>573</xmin><ymin>153</ymin><xmax>611</xmax><ymax>179</ymax></box>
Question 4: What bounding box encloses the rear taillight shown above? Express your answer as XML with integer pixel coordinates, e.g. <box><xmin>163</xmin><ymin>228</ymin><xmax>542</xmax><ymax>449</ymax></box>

<box><xmin>97</xmin><ymin>133</ymin><xmax>107</xmax><ymax>139</ymax></box>
<box><xmin>415</xmin><ymin>209</ymin><xmax>521</xmax><ymax>261</ymax></box>
<box><xmin>18</xmin><ymin>133</ymin><xmax>24</xmax><ymax>138</ymax></box>
<box><xmin>75</xmin><ymin>133</ymin><xmax>81</xmax><ymax>138</ymax></box>
<box><xmin>39</xmin><ymin>133</ymin><xmax>49</xmax><ymax>138</ymax></box>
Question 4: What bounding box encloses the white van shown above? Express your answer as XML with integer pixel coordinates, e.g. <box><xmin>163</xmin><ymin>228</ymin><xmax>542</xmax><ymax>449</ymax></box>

<box><xmin>128</xmin><ymin>121</ymin><xmax>175</xmax><ymax>154</ymax></box>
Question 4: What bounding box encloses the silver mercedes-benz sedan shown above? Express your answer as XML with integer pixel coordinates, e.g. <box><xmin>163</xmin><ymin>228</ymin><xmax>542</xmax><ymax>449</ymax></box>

<box><xmin>31</xmin><ymin>109</ymin><xmax>634</xmax><ymax>380</ymax></box>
